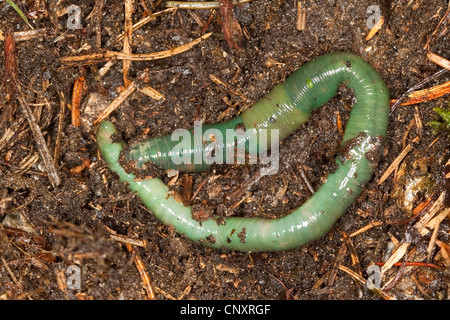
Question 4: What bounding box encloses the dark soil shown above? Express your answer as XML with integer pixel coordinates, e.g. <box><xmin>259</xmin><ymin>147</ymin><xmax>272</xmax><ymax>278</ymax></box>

<box><xmin>0</xmin><ymin>0</ymin><xmax>448</xmax><ymax>300</ymax></box>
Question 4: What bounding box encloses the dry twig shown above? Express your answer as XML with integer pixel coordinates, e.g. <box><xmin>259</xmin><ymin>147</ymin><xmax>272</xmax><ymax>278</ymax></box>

<box><xmin>378</xmin><ymin>137</ymin><xmax>419</xmax><ymax>185</ymax></box>
<box><xmin>93</xmin><ymin>81</ymin><xmax>137</xmax><ymax>125</ymax></box>
<box><xmin>60</xmin><ymin>32</ymin><xmax>213</xmax><ymax>67</ymax></box>
<box><xmin>123</xmin><ymin>0</ymin><xmax>134</xmax><ymax>87</ymax></box>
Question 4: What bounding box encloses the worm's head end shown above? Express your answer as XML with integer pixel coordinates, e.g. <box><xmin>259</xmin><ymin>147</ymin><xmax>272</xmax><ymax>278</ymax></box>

<box><xmin>96</xmin><ymin>121</ymin><xmax>123</xmax><ymax>165</ymax></box>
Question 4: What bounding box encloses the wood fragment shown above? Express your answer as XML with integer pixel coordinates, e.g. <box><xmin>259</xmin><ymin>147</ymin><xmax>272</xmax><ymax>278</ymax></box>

<box><xmin>3</xmin><ymin>29</ymin><xmax>18</xmax><ymax>125</ymax></box>
<box><xmin>1</xmin><ymin>255</ymin><xmax>22</xmax><ymax>291</ymax></box>
<box><xmin>190</xmin><ymin>176</ymin><xmax>209</xmax><ymax>203</ymax></box>
<box><xmin>209</xmin><ymin>73</ymin><xmax>254</xmax><ymax>104</ymax></box>
<box><xmin>202</xmin><ymin>9</ymin><xmax>217</xmax><ymax>33</ymax></box>
<box><xmin>0</xmin><ymin>121</ymin><xmax>22</xmax><ymax>152</ymax></box>
<box><xmin>423</xmin><ymin>7</ymin><xmax>450</xmax><ymax>50</ymax></box>
<box><xmin>426</xmin><ymin>215</ymin><xmax>441</xmax><ymax>261</ymax></box>
<box><xmin>376</xmin><ymin>261</ymin><xmax>444</xmax><ymax>270</ymax></box>
<box><xmin>182</xmin><ymin>174</ymin><xmax>193</xmax><ymax>206</ymax></box>
<box><xmin>415</xmin><ymin>192</ymin><xmax>445</xmax><ymax>235</ymax></box>
<box><xmin>378</xmin><ymin>137</ymin><xmax>419</xmax><ymax>185</ymax></box>
<box><xmin>365</xmin><ymin>16</ymin><xmax>384</xmax><ymax>41</ymax></box>
<box><xmin>139</xmin><ymin>0</ymin><xmax>152</xmax><ymax>16</ymax></box>
<box><xmin>338</xmin><ymin>265</ymin><xmax>394</xmax><ymax>300</ymax></box>
<box><xmin>298</xmin><ymin>166</ymin><xmax>315</xmax><ymax>194</ymax></box>
<box><xmin>349</xmin><ymin>221</ymin><xmax>382</xmax><ymax>237</ymax></box>
<box><xmin>381</xmin><ymin>242</ymin><xmax>410</xmax><ymax>275</ymax></box>
<box><xmin>54</xmin><ymin>91</ymin><xmax>66</xmax><ymax>165</ymax></box>
<box><xmin>435</xmin><ymin>240</ymin><xmax>450</xmax><ymax>267</ymax></box>
<box><xmin>126</xmin><ymin>243</ymin><xmax>156</xmax><ymax>300</ymax></box>
<box><xmin>341</xmin><ymin>231</ymin><xmax>362</xmax><ymax>275</ymax></box>
<box><xmin>114</xmin><ymin>8</ymin><xmax>177</xmax><ymax>43</ymax></box>
<box><xmin>219</xmin><ymin>0</ymin><xmax>243</xmax><ymax>50</ymax></box>
<box><xmin>12</xmin><ymin>28</ymin><xmax>47</xmax><ymax>42</ymax></box>
<box><xmin>123</xmin><ymin>0</ymin><xmax>134</xmax><ymax>87</ymax></box>
<box><xmin>154</xmin><ymin>287</ymin><xmax>175</xmax><ymax>300</ymax></box>
<box><xmin>165</xmin><ymin>0</ymin><xmax>253</xmax><ymax>9</ymax></box>
<box><xmin>335</xmin><ymin>110</ymin><xmax>344</xmax><ymax>136</ymax></box>
<box><xmin>60</xmin><ymin>33</ymin><xmax>213</xmax><ymax>67</ymax></box>
<box><xmin>138</xmin><ymin>86</ymin><xmax>165</xmax><ymax>101</ymax></box>
<box><xmin>338</xmin><ymin>265</ymin><xmax>365</xmax><ymax>285</ymax></box>
<box><xmin>71</xmin><ymin>74</ymin><xmax>85</xmax><ymax>127</ymax></box>
<box><xmin>93</xmin><ymin>81</ymin><xmax>137</xmax><ymax>125</ymax></box>
<box><xmin>15</xmin><ymin>78</ymin><xmax>61</xmax><ymax>187</ymax></box>
<box><xmin>427</xmin><ymin>52</ymin><xmax>450</xmax><ymax>70</ymax></box>
<box><xmin>15</xmin><ymin>152</ymin><xmax>39</xmax><ymax>175</ymax></box>
<box><xmin>95</xmin><ymin>0</ymin><xmax>104</xmax><ymax>48</ymax></box>
<box><xmin>327</xmin><ymin>243</ymin><xmax>347</xmax><ymax>286</ymax></box>
<box><xmin>296</xmin><ymin>2</ymin><xmax>307</xmax><ymax>31</ymax></box>
<box><xmin>390</xmin><ymin>69</ymin><xmax>448</xmax><ymax>113</ymax></box>
<box><xmin>444</xmin><ymin>158</ymin><xmax>450</xmax><ymax>207</ymax></box>
<box><xmin>390</xmin><ymin>80</ymin><xmax>450</xmax><ymax>107</ymax></box>
<box><xmin>98</xmin><ymin>61</ymin><xmax>115</xmax><ymax>77</ymax></box>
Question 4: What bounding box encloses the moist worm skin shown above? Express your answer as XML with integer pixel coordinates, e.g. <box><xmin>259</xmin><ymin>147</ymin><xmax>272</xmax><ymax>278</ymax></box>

<box><xmin>97</xmin><ymin>52</ymin><xmax>390</xmax><ymax>252</ymax></box>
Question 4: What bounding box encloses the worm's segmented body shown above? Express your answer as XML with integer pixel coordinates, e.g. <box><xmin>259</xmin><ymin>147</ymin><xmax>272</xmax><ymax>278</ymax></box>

<box><xmin>97</xmin><ymin>52</ymin><xmax>389</xmax><ymax>252</ymax></box>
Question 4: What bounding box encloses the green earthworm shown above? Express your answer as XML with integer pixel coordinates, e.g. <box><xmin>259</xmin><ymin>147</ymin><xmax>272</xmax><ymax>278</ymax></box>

<box><xmin>97</xmin><ymin>52</ymin><xmax>389</xmax><ymax>252</ymax></box>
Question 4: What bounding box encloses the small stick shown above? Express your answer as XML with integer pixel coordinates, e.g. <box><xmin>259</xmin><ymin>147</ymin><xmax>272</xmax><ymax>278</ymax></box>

<box><xmin>423</xmin><ymin>7</ymin><xmax>450</xmax><ymax>50</ymax></box>
<box><xmin>335</xmin><ymin>111</ymin><xmax>344</xmax><ymax>136</ymax></box>
<box><xmin>427</xmin><ymin>52</ymin><xmax>450</xmax><ymax>70</ymax></box>
<box><xmin>389</xmin><ymin>80</ymin><xmax>450</xmax><ymax>107</ymax></box>
<box><xmin>93</xmin><ymin>81</ymin><xmax>137</xmax><ymax>125</ymax></box>
<box><xmin>60</xmin><ymin>32</ymin><xmax>213</xmax><ymax>67</ymax></box>
<box><xmin>219</xmin><ymin>0</ymin><xmax>243</xmax><ymax>50</ymax></box>
<box><xmin>71</xmin><ymin>74</ymin><xmax>85</xmax><ymax>127</ymax></box>
<box><xmin>338</xmin><ymin>265</ymin><xmax>365</xmax><ymax>285</ymax></box>
<box><xmin>298</xmin><ymin>166</ymin><xmax>315</xmax><ymax>194</ymax></box>
<box><xmin>415</xmin><ymin>192</ymin><xmax>445</xmax><ymax>235</ymax></box>
<box><xmin>382</xmin><ymin>259</ymin><xmax>407</xmax><ymax>291</ymax></box>
<box><xmin>390</xmin><ymin>68</ymin><xmax>449</xmax><ymax>113</ymax></box>
<box><xmin>378</xmin><ymin>137</ymin><xmax>419</xmax><ymax>185</ymax></box>
<box><xmin>1</xmin><ymin>255</ymin><xmax>22</xmax><ymax>290</ymax></box>
<box><xmin>126</xmin><ymin>243</ymin><xmax>156</xmax><ymax>300</ymax></box>
<box><xmin>95</xmin><ymin>0</ymin><xmax>104</xmax><ymax>48</ymax></box>
<box><xmin>444</xmin><ymin>158</ymin><xmax>450</xmax><ymax>207</ymax></box>
<box><xmin>138</xmin><ymin>86</ymin><xmax>165</xmax><ymax>101</ymax></box>
<box><xmin>381</xmin><ymin>242</ymin><xmax>410</xmax><ymax>275</ymax></box>
<box><xmin>3</xmin><ymin>29</ymin><xmax>18</xmax><ymax>125</ymax></box>
<box><xmin>414</xmin><ymin>105</ymin><xmax>423</xmax><ymax>137</ymax></box>
<box><xmin>375</xmin><ymin>261</ymin><xmax>444</xmax><ymax>271</ymax></box>
<box><xmin>209</xmin><ymin>73</ymin><xmax>254</xmax><ymax>103</ymax></box>
<box><xmin>15</xmin><ymin>78</ymin><xmax>61</xmax><ymax>187</ymax></box>
<box><xmin>123</xmin><ymin>0</ymin><xmax>134</xmax><ymax>87</ymax></box>
<box><xmin>296</xmin><ymin>1</ymin><xmax>307</xmax><ymax>31</ymax></box>
<box><xmin>165</xmin><ymin>0</ymin><xmax>253</xmax><ymax>9</ymax></box>
<box><xmin>435</xmin><ymin>240</ymin><xmax>450</xmax><ymax>267</ymax></box>
<box><xmin>349</xmin><ymin>221</ymin><xmax>382</xmax><ymax>237</ymax></box>
<box><xmin>114</xmin><ymin>8</ymin><xmax>177</xmax><ymax>43</ymax></box>
<box><xmin>426</xmin><ymin>216</ymin><xmax>441</xmax><ymax>261</ymax></box>
<box><xmin>201</xmin><ymin>9</ymin><xmax>216</xmax><ymax>33</ymax></box>
<box><xmin>327</xmin><ymin>243</ymin><xmax>347</xmax><ymax>286</ymax></box>
<box><xmin>338</xmin><ymin>265</ymin><xmax>394</xmax><ymax>300</ymax></box>
<box><xmin>98</xmin><ymin>61</ymin><xmax>115</xmax><ymax>77</ymax></box>
<box><xmin>190</xmin><ymin>176</ymin><xmax>209</xmax><ymax>203</ymax></box>
<box><xmin>12</xmin><ymin>28</ymin><xmax>47</xmax><ymax>42</ymax></box>
<box><xmin>182</xmin><ymin>174</ymin><xmax>193</xmax><ymax>206</ymax></box>
<box><xmin>139</xmin><ymin>0</ymin><xmax>152</xmax><ymax>16</ymax></box>
<box><xmin>365</xmin><ymin>16</ymin><xmax>384</xmax><ymax>41</ymax></box>
<box><xmin>341</xmin><ymin>231</ymin><xmax>362</xmax><ymax>275</ymax></box>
